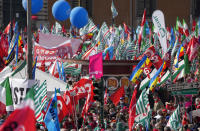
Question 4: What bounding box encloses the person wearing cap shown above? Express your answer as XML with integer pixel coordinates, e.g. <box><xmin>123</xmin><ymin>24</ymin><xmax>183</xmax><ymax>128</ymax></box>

<box><xmin>119</xmin><ymin>97</ymin><xmax>127</xmax><ymax>109</ymax></box>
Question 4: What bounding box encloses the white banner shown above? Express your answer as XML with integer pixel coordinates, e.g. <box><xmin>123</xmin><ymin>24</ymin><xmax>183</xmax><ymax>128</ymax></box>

<box><xmin>152</xmin><ymin>10</ymin><xmax>167</xmax><ymax>54</ymax></box>
<box><xmin>9</xmin><ymin>78</ymin><xmax>39</xmax><ymax>109</ymax></box>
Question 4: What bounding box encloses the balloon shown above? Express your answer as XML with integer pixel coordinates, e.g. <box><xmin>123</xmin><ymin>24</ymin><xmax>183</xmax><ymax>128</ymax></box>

<box><xmin>52</xmin><ymin>0</ymin><xmax>71</xmax><ymax>21</ymax></box>
<box><xmin>22</xmin><ymin>0</ymin><xmax>43</xmax><ymax>15</ymax></box>
<box><xmin>70</xmin><ymin>7</ymin><xmax>89</xmax><ymax>29</ymax></box>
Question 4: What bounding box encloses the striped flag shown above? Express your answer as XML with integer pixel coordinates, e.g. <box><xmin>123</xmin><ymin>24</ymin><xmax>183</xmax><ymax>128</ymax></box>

<box><xmin>129</xmin><ymin>55</ymin><xmax>150</xmax><ymax>83</ymax></box>
<box><xmin>167</xmin><ymin>105</ymin><xmax>181</xmax><ymax>130</ymax></box>
<box><xmin>136</xmin><ymin>88</ymin><xmax>150</xmax><ymax>115</ymax></box>
<box><xmin>97</xmin><ymin>22</ymin><xmax>111</xmax><ymax>52</ymax></box>
<box><xmin>111</xmin><ymin>0</ymin><xmax>118</xmax><ymax>18</ymax></box>
<box><xmin>34</xmin><ymin>80</ymin><xmax>47</xmax><ymax>122</ymax></box>
<box><xmin>149</xmin><ymin>62</ymin><xmax>165</xmax><ymax>91</ymax></box>
<box><xmin>138</xmin><ymin>9</ymin><xmax>146</xmax><ymax>51</ymax></box>
<box><xmin>79</xmin><ymin>19</ymin><xmax>98</xmax><ymax>36</ymax></box>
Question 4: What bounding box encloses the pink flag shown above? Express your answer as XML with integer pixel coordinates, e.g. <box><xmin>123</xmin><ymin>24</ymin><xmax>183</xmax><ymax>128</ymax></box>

<box><xmin>89</xmin><ymin>53</ymin><xmax>103</xmax><ymax>79</ymax></box>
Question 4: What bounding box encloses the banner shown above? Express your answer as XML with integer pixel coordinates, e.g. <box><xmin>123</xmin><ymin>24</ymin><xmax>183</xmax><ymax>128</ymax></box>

<box><xmin>34</xmin><ymin>33</ymin><xmax>81</xmax><ymax>66</ymax></box>
<box><xmin>89</xmin><ymin>53</ymin><xmax>103</xmax><ymax>79</ymax></box>
<box><xmin>9</xmin><ymin>78</ymin><xmax>38</xmax><ymax>109</ymax></box>
<box><xmin>152</xmin><ymin>10</ymin><xmax>167</xmax><ymax>54</ymax></box>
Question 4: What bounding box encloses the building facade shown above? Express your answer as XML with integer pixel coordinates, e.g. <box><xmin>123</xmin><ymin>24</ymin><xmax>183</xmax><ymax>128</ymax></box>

<box><xmin>0</xmin><ymin>0</ymin><xmax>199</xmax><ymax>30</ymax></box>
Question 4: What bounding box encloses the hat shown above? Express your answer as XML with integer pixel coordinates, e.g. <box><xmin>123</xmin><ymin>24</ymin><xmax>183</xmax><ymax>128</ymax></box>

<box><xmin>162</xmin><ymin>109</ymin><xmax>167</xmax><ymax>113</ymax></box>
<box><xmin>120</xmin><ymin>97</ymin><xmax>124</xmax><ymax>100</ymax></box>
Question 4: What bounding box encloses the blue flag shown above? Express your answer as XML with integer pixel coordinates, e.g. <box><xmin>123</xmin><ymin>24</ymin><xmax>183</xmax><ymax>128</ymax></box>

<box><xmin>61</xmin><ymin>62</ymin><xmax>66</xmax><ymax>82</ymax></box>
<box><xmin>44</xmin><ymin>89</ymin><xmax>60</xmax><ymax>131</ymax></box>
<box><xmin>56</xmin><ymin>61</ymin><xmax>62</xmax><ymax>80</ymax></box>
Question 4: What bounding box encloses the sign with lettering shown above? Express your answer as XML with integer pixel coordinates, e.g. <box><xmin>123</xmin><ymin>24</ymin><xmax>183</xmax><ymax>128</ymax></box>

<box><xmin>9</xmin><ymin>78</ymin><xmax>38</xmax><ymax>109</ymax></box>
<box><xmin>152</xmin><ymin>10</ymin><xmax>167</xmax><ymax>54</ymax></box>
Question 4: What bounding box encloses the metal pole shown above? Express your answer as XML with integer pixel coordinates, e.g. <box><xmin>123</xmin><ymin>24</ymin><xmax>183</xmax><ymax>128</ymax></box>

<box><xmin>27</xmin><ymin>0</ymin><xmax>33</xmax><ymax>79</ymax></box>
<box><xmin>130</xmin><ymin>0</ymin><xmax>133</xmax><ymax>41</ymax></box>
<box><xmin>10</xmin><ymin>0</ymin><xmax>13</xmax><ymax>38</ymax></box>
<box><xmin>100</xmin><ymin>77</ymin><xmax>104</xmax><ymax>129</ymax></box>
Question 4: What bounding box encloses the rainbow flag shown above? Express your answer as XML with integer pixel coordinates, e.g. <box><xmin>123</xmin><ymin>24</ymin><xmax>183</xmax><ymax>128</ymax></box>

<box><xmin>174</xmin><ymin>43</ymin><xmax>184</xmax><ymax>68</ymax></box>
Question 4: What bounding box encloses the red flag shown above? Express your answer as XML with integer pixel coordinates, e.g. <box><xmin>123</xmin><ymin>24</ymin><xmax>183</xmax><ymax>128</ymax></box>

<box><xmin>0</xmin><ymin>34</ymin><xmax>9</xmax><ymax>57</ymax></box>
<box><xmin>0</xmin><ymin>106</ymin><xmax>36</xmax><ymax>131</ymax></box>
<box><xmin>104</xmin><ymin>88</ymin><xmax>108</xmax><ymax>105</ymax></box>
<box><xmin>186</xmin><ymin>37</ymin><xmax>199</xmax><ymax>61</ymax></box>
<box><xmin>192</xmin><ymin>20</ymin><xmax>196</xmax><ymax>32</ymax></box>
<box><xmin>4</xmin><ymin>22</ymin><xmax>11</xmax><ymax>34</ymax></box>
<box><xmin>109</xmin><ymin>86</ymin><xmax>125</xmax><ymax>106</ymax></box>
<box><xmin>138</xmin><ymin>9</ymin><xmax>146</xmax><ymax>50</ymax></box>
<box><xmin>63</xmin><ymin>91</ymin><xmax>73</xmax><ymax>115</ymax></box>
<box><xmin>62</xmin><ymin>25</ymin><xmax>66</xmax><ymax>34</ymax></box>
<box><xmin>138</xmin><ymin>46</ymin><xmax>155</xmax><ymax>60</ymax></box>
<box><xmin>81</xmin><ymin>84</ymin><xmax>94</xmax><ymax>118</ymax></box>
<box><xmin>128</xmin><ymin>87</ymin><xmax>138</xmax><ymax>131</ymax></box>
<box><xmin>39</xmin><ymin>59</ymin><xmax>46</xmax><ymax>72</ymax></box>
<box><xmin>57</xmin><ymin>93</ymin><xmax>69</xmax><ymax>122</ymax></box>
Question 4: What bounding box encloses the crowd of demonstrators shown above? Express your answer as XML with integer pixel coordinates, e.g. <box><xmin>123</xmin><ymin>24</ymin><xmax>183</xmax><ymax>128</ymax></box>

<box><xmin>30</xmin><ymin>87</ymin><xmax>200</xmax><ymax>131</ymax></box>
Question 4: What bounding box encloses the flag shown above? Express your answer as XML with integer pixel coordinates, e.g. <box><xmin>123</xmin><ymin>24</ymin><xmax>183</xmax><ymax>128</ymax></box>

<box><xmin>32</xmin><ymin>56</ymin><xmax>37</xmax><ymax>79</ymax></box>
<box><xmin>4</xmin><ymin>22</ymin><xmax>11</xmax><ymax>34</ymax></box>
<box><xmin>63</xmin><ymin>91</ymin><xmax>73</xmax><ymax>115</ymax></box>
<box><xmin>176</xmin><ymin>17</ymin><xmax>184</xmax><ymax>34</ymax></box>
<box><xmin>128</xmin><ymin>87</ymin><xmax>138</xmax><ymax>131</ymax></box>
<box><xmin>56</xmin><ymin>60</ymin><xmax>62</xmax><ymax>80</ymax></box>
<box><xmin>111</xmin><ymin>0</ymin><xmax>118</xmax><ymax>18</ymax></box>
<box><xmin>129</xmin><ymin>55</ymin><xmax>150</xmax><ymax>83</ymax></box>
<box><xmin>138</xmin><ymin>9</ymin><xmax>146</xmax><ymax>50</ymax></box>
<box><xmin>34</xmin><ymin>80</ymin><xmax>48</xmax><ymax>122</ymax></box>
<box><xmin>49</xmin><ymin>59</ymin><xmax>60</xmax><ymax>78</ymax></box>
<box><xmin>183</xmin><ymin>19</ymin><xmax>189</xmax><ymax>37</ymax></box>
<box><xmin>104</xmin><ymin>88</ymin><xmax>108</xmax><ymax>105</ymax></box>
<box><xmin>0</xmin><ymin>87</ymin><xmax>36</xmax><ymax>131</ymax></box>
<box><xmin>81</xmin><ymin>83</ymin><xmax>94</xmax><ymax>118</ymax></box>
<box><xmin>0</xmin><ymin>77</ymin><xmax>13</xmax><ymax>115</ymax></box>
<box><xmin>44</xmin><ymin>89</ymin><xmax>60</xmax><ymax>131</ymax></box>
<box><xmin>61</xmin><ymin>62</ymin><xmax>66</xmax><ymax>82</ymax></box>
<box><xmin>175</xmin><ymin>43</ymin><xmax>184</xmax><ymax>68</ymax></box>
<box><xmin>167</xmin><ymin>105</ymin><xmax>181</xmax><ymax>130</ymax></box>
<box><xmin>109</xmin><ymin>86</ymin><xmax>125</xmax><ymax>106</ymax></box>
<box><xmin>186</xmin><ymin>37</ymin><xmax>199</xmax><ymax>61</ymax></box>
<box><xmin>171</xmin><ymin>60</ymin><xmax>185</xmax><ymax>82</ymax></box>
<box><xmin>82</xmin><ymin>44</ymin><xmax>98</xmax><ymax>60</ymax></box>
<box><xmin>89</xmin><ymin>52</ymin><xmax>103</xmax><ymax>79</ymax></box>
<box><xmin>136</xmin><ymin>89</ymin><xmax>150</xmax><ymax>115</ymax></box>
<box><xmin>56</xmin><ymin>92</ymin><xmax>69</xmax><ymax>122</ymax></box>
<box><xmin>149</xmin><ymin>62</ymin><xmax>165</xmax><ymax>91</ymax></box>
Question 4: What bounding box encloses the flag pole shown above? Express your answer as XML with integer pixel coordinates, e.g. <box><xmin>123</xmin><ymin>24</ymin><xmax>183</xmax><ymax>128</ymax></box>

<box><xmin>130</xmin><ymin>0</ymin><xmax>133</xmax><ymax>41</ymax></box>
<box><xmin>27</xmin><ymin>0</ymin><xmax>33</xmax><ymax>79</ymax></box>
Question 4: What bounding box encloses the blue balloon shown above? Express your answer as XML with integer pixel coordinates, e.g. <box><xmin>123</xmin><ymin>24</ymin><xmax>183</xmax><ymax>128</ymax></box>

<box><xmin>70</xmin><ymin>7</ymin><xmax>88</xmax><ymax>29</ymax></box>
<box><xmin>22</xmin><ymin>0</ymin><xmax>43</xmax><ymax>15</ymax></box>
<box><xmin>52</xmin><ymin>0</ymin><xmax>71</xmax><ymax>21</ymax></box>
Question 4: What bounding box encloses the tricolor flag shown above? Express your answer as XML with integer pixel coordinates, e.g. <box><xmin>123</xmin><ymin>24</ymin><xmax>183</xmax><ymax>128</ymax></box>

<box><xmin>183</xmin><ymin>19</ymin><xmax>189</xmax><ymax>37</ymax></box>
<box><xmin>0</xmin><ymin>77</ymin><xmax>14</xmax><ymax>115</ymax></box>
<box><xmin>0</xmin><ymin>87</ymin><xmax>36</xmax><ymax>131</ymax></box>
<box><xmin>138</xmin><ymin>9</ymin><xmax>146</xmax><ymax>51</ymax></box>
<box><xmin>176</xmin><ymin>17</ymin><xmax>184</xmax><ymax>34</ymax></box>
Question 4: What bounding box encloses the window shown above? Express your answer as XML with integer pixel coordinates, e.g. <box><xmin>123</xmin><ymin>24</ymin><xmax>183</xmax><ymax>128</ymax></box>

<box><xmin>80</xmin><ymin>0</ymin><xmax>93</xmax><ymax>17</ymax></box>
<box><xmin>193</xmin><ymin>0</ymin><xmax>200</xmax><ymax>17</ymax></box>
<box><xmin>136</xmin><ymin>0</ymin><xmax>156</xmax><ymax>17</ymax></box>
